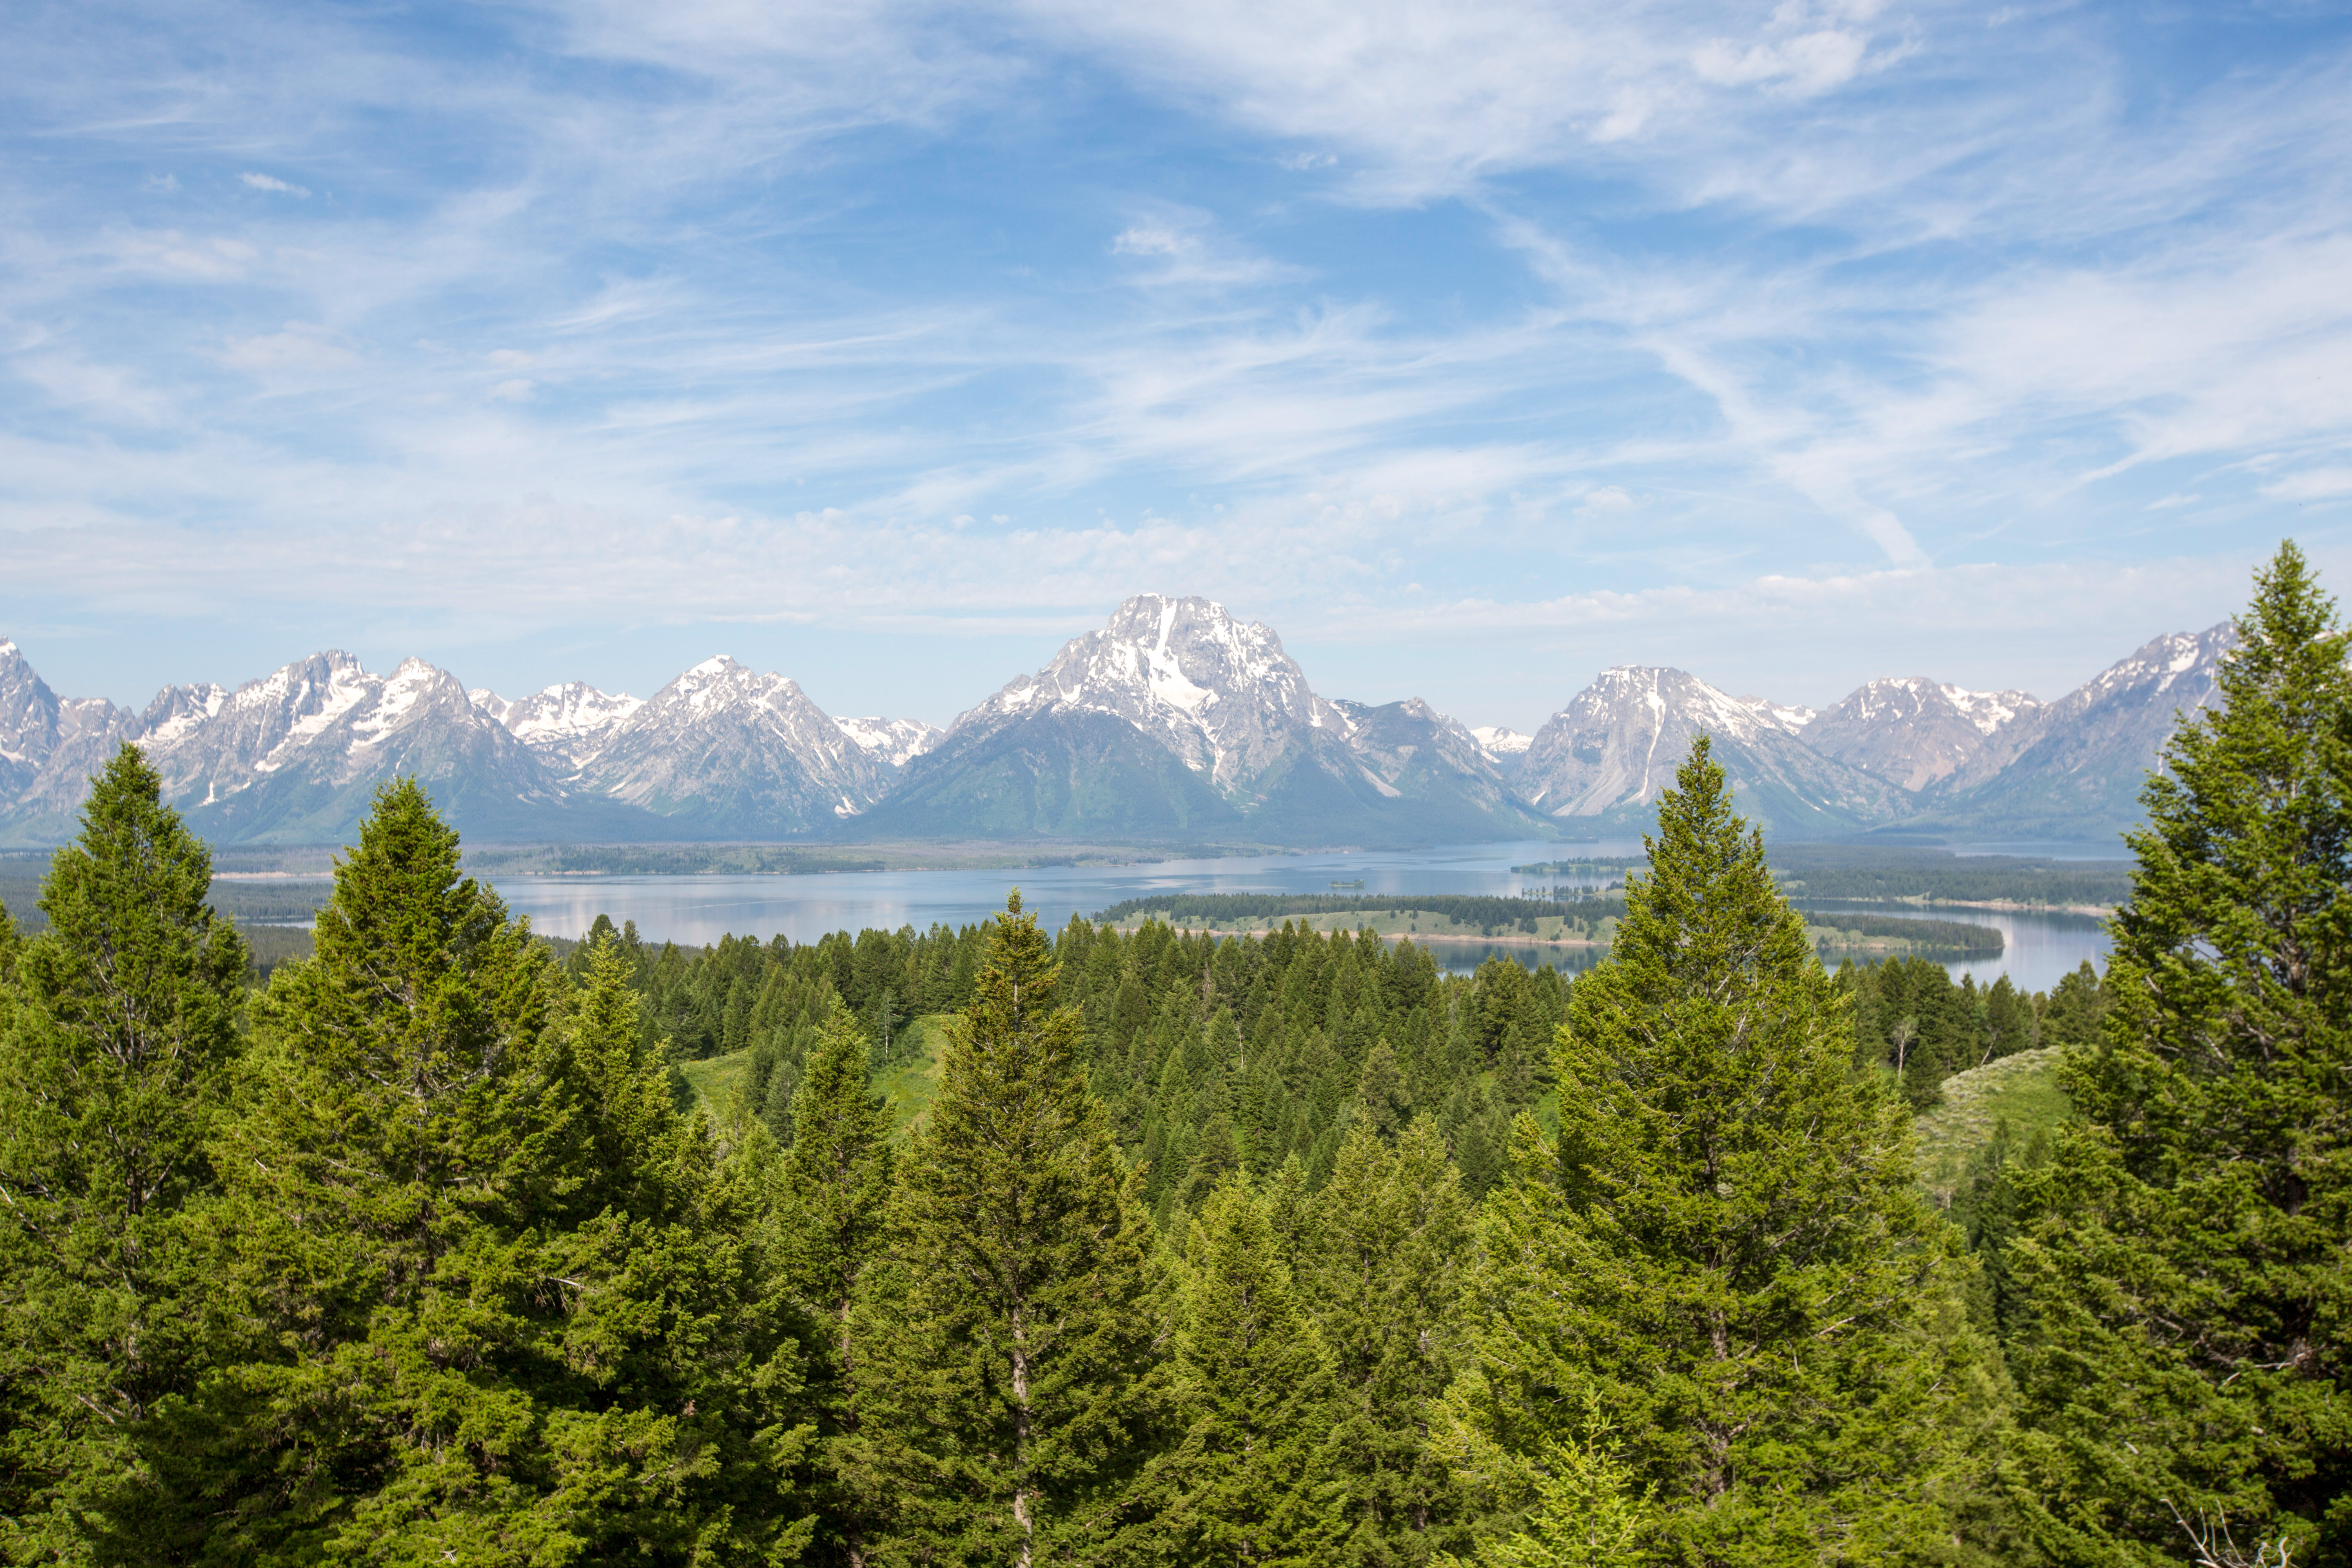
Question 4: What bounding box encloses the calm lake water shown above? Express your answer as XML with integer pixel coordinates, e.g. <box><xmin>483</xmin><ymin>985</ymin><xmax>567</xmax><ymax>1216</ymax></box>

<box><xmin>487</xmin><ymin>840</ymin><xmax>2116</xmax><ymax>998</ymax></box>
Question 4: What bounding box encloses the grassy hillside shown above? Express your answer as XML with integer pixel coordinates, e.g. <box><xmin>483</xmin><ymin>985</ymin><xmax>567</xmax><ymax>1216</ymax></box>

<box><xmin>674</xmin><ymin>1011</ymin><xmax>957</xmax><ymax>1134</ymax></box>
<box><xmin>1912</xmin><ymin>1045</ymin><xmax>2072</xmax><ymax>1205</ymax></box>
<box><xmin>679</xmin><ymin>1050</ymin><xmax>756</xmax><ymax>1124</ymax></box>
<box><xmin>875</xmin><ymin>1014</ymin><xmax>955</xmax><ymax>1138</ymax></box>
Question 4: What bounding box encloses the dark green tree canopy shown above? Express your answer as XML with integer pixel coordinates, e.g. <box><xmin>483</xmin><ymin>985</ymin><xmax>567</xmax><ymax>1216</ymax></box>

<box><xmin>2009</xmin><ymin>540</ymin><xmax>2352</xmax><ymax>1565</ymax></box>
<box><xmin>0</xmin><ymin>744</ymin><xmax>249</xmax><ymax>1558</ymax></box>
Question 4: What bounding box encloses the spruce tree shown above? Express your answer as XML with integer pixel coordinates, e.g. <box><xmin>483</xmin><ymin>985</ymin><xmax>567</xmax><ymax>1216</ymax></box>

<box><xmin>156</xmin><ymin>782</ymin><xmax>811</xmax><ymax>1563</ymax></box>
<box><xmin>543</xmin><ymin>933</ymin><xmax>819</xmax><ymax>1564</ymax></box>
<box><xmin>777</xmin><ymin>1006</ymin><xmax>898</xmax><ymax>1566</ymax></box>
<box><xmin>1434</xmin><ymin>739</ymin><xmax>1979</xmax><ymax>1564</ymax></box>
<box><xmin>2007</xmin><ymin>541</ymin><xmax>2352</xmax><ymax>1564</ymax></box>
<box><xmin>0</xmin><ymin>745</ymin><xmax>247</xmax><ymax>1560</ymax></box>
<box><xmin>1160</xmin><ymin>1172</ymin><xmax>1332</xmax><ymax>1566</ymax></box>
<box><xmin>849</xmin><ymin>891</ymin><xmax>1171</xmax><ymax>1567</ymax></box>
<box><xmin>1306</xmin><ymin>1122</ymin><xmax>1473</xmax><ymax>1566</ymax></box>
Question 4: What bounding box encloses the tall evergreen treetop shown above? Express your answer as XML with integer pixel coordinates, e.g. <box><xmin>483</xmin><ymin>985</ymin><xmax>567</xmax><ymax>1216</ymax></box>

<box><xmin>165</xmin><ymin>780</ymin><xmax>812</xmax><ymax>1563</ymax></box>
<box><xmin>1439</xmin><ymin>739</ymin><xmax>1978</xmax><ymax>1564</ymax></box>
<box><xmin>2009</xmin><ymin>540</ymin><xmax>2352</xmax><ymax>1563</ymax></box>
<box><xmin>0</xmin><ymin>744</ymin><xmax>248</xmax><ymax>1557</ymax></box>
<box><xmin>6</xmin><ymin>743</ymin><xmax>247</xmax><ymax>1220</ymax></box>
<box><xmin>1161</xmin><ymin>1171</ymin><xmax>1331</xmax><ymax>1566</ymax></box>
<box><xmin>851</xmin><ymin>890</ymin><xmax>1170</xmax><ymax>1568</ymax></box>
<box><xmin>776</xmin><ymin>1004</ymin><xmax>897</xmax><ymax>1568</ymax></box>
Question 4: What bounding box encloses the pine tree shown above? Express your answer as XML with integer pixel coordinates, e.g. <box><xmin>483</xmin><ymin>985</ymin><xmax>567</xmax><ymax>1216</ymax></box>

<box><xmin>1306</xmin><ymin>1123</ymin><xmax>1473</xmax><ymax>1566</ymax></box>
<box><xmin>849</xmin><ymin>891</ymin><xmax>1172</xmax><ymax>1567</ymax></box>
<box><xmin>2006</xmin><ymin>541</ymin><xmax>2352</xmax><ymax>1565</ymax></box>
<box><xmin>1160</xmin><ymin>1172</ymin><xmax>1332</xmax><ymax>1566</ymax></box>
<box><xmin>777</xmin><ymin>1006</ymin><xmax>898</xmax><ymax>1566</ymax></box>
<box><xmin>533</xmin><ymin>931</ymin><xmax>818</xmax><ymax>1564</ymax></box>
<box><xmin>1434</xmin><ymin>738</ymin><xmax>1980</xmax><ymax>1564</ymax></box>
<box><xmin>0</xmin><ymin>745</ymin><xmax>248</xmax><ymax>1560</ymax></box>
<box><xmin>153</xmin><ymin>782</ymin><xmax>811</xmax><ymax>1563</ymax></box>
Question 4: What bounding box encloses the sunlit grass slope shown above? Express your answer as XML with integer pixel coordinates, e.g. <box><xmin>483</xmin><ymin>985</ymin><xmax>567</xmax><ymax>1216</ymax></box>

<box><xmin>1913</xmin><ymin>1045</ymin><xmax>2073</xmax><ymax>1205</ymax></box>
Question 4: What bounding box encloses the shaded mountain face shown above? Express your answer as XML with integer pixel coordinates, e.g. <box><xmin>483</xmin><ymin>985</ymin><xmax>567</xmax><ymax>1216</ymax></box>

<box><xmin>1315</xmin><ymin>698</ymin><xmax>1557</xmax><ymax>842</ymax></box>
<box><xmin>1918</xmin><ymin>625</ymin><xmax>2232</xmax><ymax>839</ymax></box>
<box><xmin>574</xmin><ymin>657</ymin><xmax>890</xmax><ymax>837</ymax></box>
<box><xmin>847</xmin><ymin>706</ymin><xmax>1244</xmax><ymax>840</ymax></box>
<box><xmin>1804</xmin><ymin>678</ymin><xmax>2044</xmax><ymax>792</ymax></box>
<box><xmin>1516</xmin><ymin>666</ymin><xmax>1908</xmax><ymax>837</ymax></box>
<box><xmin>858</xmin><ymin>596</ymin><xmax>1550</xmax><ymax>845</ymax></box>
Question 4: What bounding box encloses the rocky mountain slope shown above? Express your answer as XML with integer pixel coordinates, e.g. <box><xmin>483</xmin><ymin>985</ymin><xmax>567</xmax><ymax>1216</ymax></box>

<box><xmin>855</xmin><ymin>596</ymin><xmax>1552</xmax><ymax>844</ymax></box>
<box><xmin>0</xmin><ymin>607</ymin><xmax>2243</xmax><ymax>848</ymax></box>
<box><xmin>1905</xmin><ymin>626</ymin><xmax>2231</xmax><ymax>837</ymax></box>
<box><xmin>1802</xmin><ymin>678</ymin><xmax>2044</xmax><ymax>792</ymax></box>
<box><xmin>0</xmin><ymin>640</ymin><xmax>139</xmax><ymax>839</ymax></box>
<box><xmin>572</xmin><ymin>657</ymin><xmax>892</xmax><ymax>837</ymax></box>
<box><xmin>1514</xmin><ymin>666</ymin><xmax>1907</xmax><ymax>837</ymax></box>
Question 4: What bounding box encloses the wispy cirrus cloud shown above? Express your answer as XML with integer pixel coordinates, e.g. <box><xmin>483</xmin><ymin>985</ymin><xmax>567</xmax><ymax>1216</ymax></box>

<box><xmin>0</xmin><ymin>0</ymin><xmax>2344</xmax><ymax>720</ymax></box>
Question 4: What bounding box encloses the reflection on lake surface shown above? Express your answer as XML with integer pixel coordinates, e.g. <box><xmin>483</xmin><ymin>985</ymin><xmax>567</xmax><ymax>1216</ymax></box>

<box><xmin>489</xmin><ymin>841</ymin><xmax>1635</xmax><ymax>952</ymax></box>
<box><xmin>486</xmin><ymin>841</ymin><xmax>2112</xmax><ymax>995</ymax></box>
<box><xmin>1799</xmin><ymin>901</ymin><xmax>2112</xmax><ymax>995</ymax></box>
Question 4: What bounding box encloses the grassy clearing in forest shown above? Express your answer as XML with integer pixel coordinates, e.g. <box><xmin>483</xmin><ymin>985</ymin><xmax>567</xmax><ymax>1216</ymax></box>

<box><xmin>1913</xmin><ymin>1045</ymin><xmax>2072</xmax><ymax>1205</ymax></box>
<box><xmin>874</xmin><ymin>1014</ymin><xmax>954</xmax><ymax>1138</ymax></box>
<box><xmin>679</xmin><ymin>1050</ymin><xmax>753</xmax><ymax>1124</ymax></box>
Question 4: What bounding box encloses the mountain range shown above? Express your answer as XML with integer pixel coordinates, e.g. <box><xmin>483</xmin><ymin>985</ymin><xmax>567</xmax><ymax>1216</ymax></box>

<box><xmin>0</xmin><ymin>599</ymin><xmax>2231</xmax><ymax>849</ymax></box>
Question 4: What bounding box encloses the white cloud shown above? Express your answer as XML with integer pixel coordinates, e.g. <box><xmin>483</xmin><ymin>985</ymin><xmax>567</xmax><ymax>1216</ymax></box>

<box><xmin>490</xmin><ymin>377</ymin><xmax>536</xmax><ymax>401</ymax></box>
<box><xmin>1111</xmin><ymin>224</ymin><xmax>1188</xmax><ymax>257</ymax></box>
<box><xmin>8</xmin><ymin>352</ymin><xmax>172</xmax><ymax>424</ymax></box>
<box><xmin>218</xmin><ymin>323</ymin><xmax>356</xmax><ymax>376</ymax></box>
<box><xmin>2262</xmin><ymin>468</ymin><xmax>2352</xmax><ymax>502</ymax></box>
<box><xmin>240</xmin><ymin>171</ymin><xmax>311</xmax><ymax>196</ymax></box>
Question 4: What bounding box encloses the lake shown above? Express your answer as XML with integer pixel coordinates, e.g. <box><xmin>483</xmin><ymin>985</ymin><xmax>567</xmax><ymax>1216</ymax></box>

<box><xmin>485</xmin><ymin>840</ymin><xmax>2116</xmax><ymax>998</ymax></box>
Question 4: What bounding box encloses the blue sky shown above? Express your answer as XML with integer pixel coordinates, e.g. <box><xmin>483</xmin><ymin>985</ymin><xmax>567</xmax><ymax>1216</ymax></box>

<box><xmin>4</xmin><ymin>0</ymin><xmax>2349</xmax><ymax>731</ymax></box>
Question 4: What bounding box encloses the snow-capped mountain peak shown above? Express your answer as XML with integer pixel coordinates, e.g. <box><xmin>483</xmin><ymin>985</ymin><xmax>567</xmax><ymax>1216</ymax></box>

<box><xmin>1470</xmin><ymin>724</ymin><xmax>1532</xmax><ymax>757</ymax></box>
<box><xmin>956</xmin><ymin>594</ymin><xmax>1341</xmax><ymax>793</ymax></box>
<box><xmin>1735</xmin><ymin>695</ymin><xmax>1817</xmax><ymax>735</ymax></box>
<box><xmin>574</xmin><ymin>656</ymin><xmax>888</xmax><ymax>833</ymax></box>
<box><xmin>1515</xmin><ymin>665</ymin><xmax>1904</xmax><ymax>833</ymax></box>
<box><xmin>475</xmin><ymin>681</ymin><xmax>644</xmax><ymax>771</ymax></box>
<box><xmin>1802</xmin><ymin>676</ymin><xmax>2045</xmax><ymax>792</ymax></box>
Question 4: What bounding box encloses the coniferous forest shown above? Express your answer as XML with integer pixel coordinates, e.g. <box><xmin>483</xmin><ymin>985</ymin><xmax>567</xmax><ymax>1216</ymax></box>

<box><xmin>1</xmin><ymin>544</ymin><xmax>2345</xmax><ymax>1566</ymax></box>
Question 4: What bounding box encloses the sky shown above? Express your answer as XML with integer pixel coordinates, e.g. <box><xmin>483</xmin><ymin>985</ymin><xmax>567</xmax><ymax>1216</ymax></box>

<box><xmin>4</xmin><ymin>0</ymin><xmax>2350</xmax><ymax>733</ymax></box>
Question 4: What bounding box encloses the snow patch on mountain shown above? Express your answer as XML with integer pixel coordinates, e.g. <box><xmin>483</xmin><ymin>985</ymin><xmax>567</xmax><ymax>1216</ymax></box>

<box><xmin>834</xmin><ymin>715</ymin><xmax>943</xmax><ymax>768</ymax></box>
<box><xmin>474</xmin><ymin>682</ymin><xmax>645</xmax><ymax>770</ymax></box>
<box><xmin>1470</xmin><ymin>725</ymin><xmax>1532</xmax><ymax>758</ymax></box>
<box><xmin>951</xmin><ymin>594</ymin><xmax>1344</xmax><ymax>796</ymax></box>
<box><xmin>1735</xmin><ymin>696</ymin><xmax>1817</xmax><ymax>734</ymax></box>
<box><xmin>1804</xmin><ymin>677</ymin><xmax>2045</xmax><ymax>792</ymax></box>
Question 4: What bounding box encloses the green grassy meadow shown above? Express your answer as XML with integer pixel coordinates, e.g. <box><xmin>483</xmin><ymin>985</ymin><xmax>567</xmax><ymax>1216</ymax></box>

<box><xmin>1912</xmin><ymin>1045</ymin><xmax>2072</xmax><ymax>1205</ymax></box>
